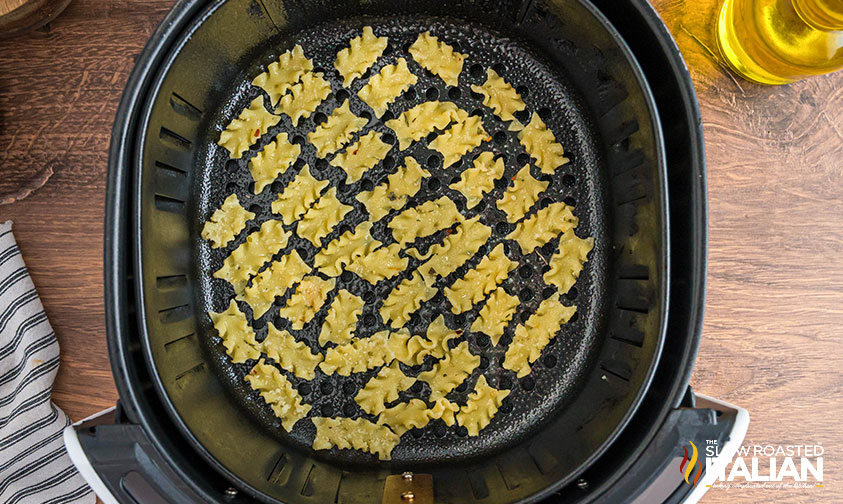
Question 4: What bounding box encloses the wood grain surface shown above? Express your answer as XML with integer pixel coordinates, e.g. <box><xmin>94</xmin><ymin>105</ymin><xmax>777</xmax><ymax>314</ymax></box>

<box><xmin>0</xmin><ymin>1</ymin><xmax>841</xmax><ymax>502</ymax></box>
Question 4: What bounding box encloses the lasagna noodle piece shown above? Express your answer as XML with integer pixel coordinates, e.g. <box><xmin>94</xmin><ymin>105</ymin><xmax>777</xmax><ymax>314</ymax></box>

<box><xmin>246</xmin><ymin>359</ymin><xmax>311</xmax><ymax>431</ymax></box>
<box><xmin>378</xmin><ymin>398</ymin><xmax>459</xmax><ymax>436</ymax></box>
<box><xmin>248</xmin><ymin>132</ymin><xmax>301</xmax><ymax>194</ymax></box>
<box><xmin>411</xmin><ymin>216</ymin><xmax>492</xmax><ymax>278</ymax></box>
<box><xmin>428</xmin><ymin>115</ymin><xmax>489</xmax><ymax>168</ymax></box>
<box><xmin>379</xmin><ymin>270</ymin><xmax>437</xmax><ymax>328</ymax></box>
<box><xmin>334</xmin><ymin>26</ymin><xmax>389</xmax><ymax>87</ymax></box>
<box><xmin>214</xmin><ymin>220</ymin><xmax>291</xmax><ymax>295</ymax></box>
<box><xmin>356</xmin><ymin>157</ymin><xmax>430</xmax><ymax>221</ymax></box>
<box><xmin>497</xmin><ymin>164</ymin><xmax>550</xmax><ymax>222</ymax></box>
<box><xmin>408</xmin><ymin>31</ymin><xmax>466</xmax><ymax>87</ymax></box>
<box><xmin>271</xmin><ymin>165</ymin><xmax>329</xmax><ymax>225</ymax></box>
<box><xmin>470</xmin><ymin>68</ymin><xmax>526</xmax><ymax>122</ymax></box>
<box><xmin>543</xmin><ymin>229</ymin><xmax>594</xmax><ymax>294</ymax></box>
<box><xmin>386</xmin><ymin>101</ymin><xmax>469</xmax><ymax>150</ymax></box>
<box><xmin>296</xmin><ymin>187</ymin><xmax>354</xmax><ymax>247</ymax></box>
<box><xmin>318</xmin><ymin>290</ymin><xmax>365</xmax><ymax>346</ymax></box>
<box><xmin>236</xmin><ymin>249</ymin><xmax>310</xmax><ymax>319</ymax></box>
<box><xmin>346</xmin><ymin>243</ymin><xmax>408</xmax><ymax>284</ymax></box>
<box><xmin>330</xmin><ymin>131</ymin><xmax>392</xmax><ymax>182</ymax></box>
<box><xmin>507</xmin><ymin>202</ymin><xmax>578</xmax><ymax>254</ymax></box>
<box><xmin>252</xmin><ymin>44</ymin><xmax>313</xmax><ymax>106</ymax></box>
<box><xmin>449</xmin><ymin>152</ymin><xmax>505</xmax><ymax>209</ymax></box>
<box><xmin>517</xmin><ymin>114</ymin><xmax>569</xmax><ymax>174</ymax></box>
<box><xmin>260</xmin><ymin>324</ymin><xmax>323</xmax><ymax>380</ymax></box>
<box><xmin>276</xmin><ymin>72</ymin><xmax>332</xmax><ymax>126</ymax></box>
<box><xmin>312</xmin><ymin>417</ymin><xmax>400</xmax><ymax>461</ymax></box>
<box><xmin>503</xmin><ymin>293</ymin><xmax>577</xmax><ymax>378</ymax></box>
<box><xmin>209</xmin><ymin>300</ymin><xmax>260</xmax><ymax>363</ymax></box>
<box><xmin>470</xmin><ymin>286</ymin><xmax>519</xmax><ymax>345</ymax></box>
<box><xmin>277</xmin><ymin>275</ymin><xmax>336</xmax><ymax>330</ymax></box>
<box><xmin>218</xmin><ymin>95</ymin><xmax>280</xmax><ymax>159</ymax></box>
<box><xmin>358</xmin><ymin>58</ymin><xmax>418</xmax><ymax>117</ymax></box>
<box><xmin>354</xmin><ymin>362</ymin><xmax>415</xmax><ymax>416</ymax></box>
<box><xmin>456</xmin><ymin>375</ymin><xmax>511</xmax><ymax>436</ymax></box>
<box><xmin>313</xmin><ymin>221</ymin><xmax>381</xmax><ymax>277</ymax></box>
<box><xmin>445</xmin><ymin>243</ymin><xmax>517</xmax><ymax>314</ymax></box>
<box><xmin>201</xmin><ymin>194</ymin><xmax>255</xmax><ymax>248</ymax></box>
<box><xmin>307</xmin><ymin>100</ymin><xmax>368</xmax><ymax>158</ymax></box>
<box><xmin>388</xmin><ymin>196</ymin><xmax>463</xmax><ymax>246</ymax></box>
<box><xmin>319</xmin><ymin>329</ymin><xmax>416</xmax><ymax>375</ymax></box>
<box><xmin>418</xmin><ymin>341</ymin><xmax>480</xmax><ymax>401</ymax></box>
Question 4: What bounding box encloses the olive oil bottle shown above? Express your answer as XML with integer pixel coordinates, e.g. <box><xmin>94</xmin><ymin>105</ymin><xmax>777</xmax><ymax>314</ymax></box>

<box><xmin>716</xmin><ymin>0</ymin><xmax>843</xmax><ymax>84</ymax></box>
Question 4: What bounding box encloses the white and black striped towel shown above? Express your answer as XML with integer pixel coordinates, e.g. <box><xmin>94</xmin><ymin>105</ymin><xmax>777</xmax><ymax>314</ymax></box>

<box><xmin>0</xmin><ymin>221</ymin><xmax>93</xmax><ymax>504</ymax></box>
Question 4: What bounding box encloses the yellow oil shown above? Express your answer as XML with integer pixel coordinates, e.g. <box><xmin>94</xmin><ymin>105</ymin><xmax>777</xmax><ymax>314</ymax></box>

<box><xmin>716</xmin><ymin>0</ymin><xmax>843</xmax><ymax>84</ymax></box>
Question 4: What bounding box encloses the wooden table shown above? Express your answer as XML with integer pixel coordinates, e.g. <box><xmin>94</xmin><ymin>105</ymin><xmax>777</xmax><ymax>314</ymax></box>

<box><xmin>0</xmin><ymin>1</ymin><xmax>840</xmax><ymax>502</ymax></box>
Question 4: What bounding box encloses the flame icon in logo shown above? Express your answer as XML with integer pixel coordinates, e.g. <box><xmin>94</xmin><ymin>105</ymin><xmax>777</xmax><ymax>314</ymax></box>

<box><xmin>680</xmin><ymin>441</ymin><xmax>703</xmax><ymax>486</ymax></box>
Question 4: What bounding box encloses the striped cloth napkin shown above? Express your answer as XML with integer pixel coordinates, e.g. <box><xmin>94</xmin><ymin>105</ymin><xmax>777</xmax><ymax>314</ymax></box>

<box><xmin>0</xmin><ymin>221</ymin><xmax>93</xmax><ymax>504</ymax></box>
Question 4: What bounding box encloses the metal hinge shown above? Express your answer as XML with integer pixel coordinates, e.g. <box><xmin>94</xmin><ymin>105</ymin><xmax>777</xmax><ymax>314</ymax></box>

<box><xmin>382</xmin><ymin>472</ymin><xmax>433</xmax><ymax>504</ymax></box>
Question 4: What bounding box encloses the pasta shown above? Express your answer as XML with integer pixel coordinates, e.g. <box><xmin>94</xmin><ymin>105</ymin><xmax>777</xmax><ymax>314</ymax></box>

<box><xmin>277</xmin><ymin>275</ymin><xmax>336</xmax><ymax>330</ymax></box>
<box><xmin>354</xmin><ymin>362</ymin><xmax>415</xmax><ymax>415</ymax></box>
<box><xmin>334</xmin><ymin>26</ymin><xmax>389</xmax><ymax>87</ymax></box>
<box><xmin>405</xmin><ymin>315</ymin><xmax>458</xmax><ymax>364</ymax></box>
<box><xmin>428</xmin><ymin>116</ymin><xmax>489</xmax><ymax>168</ymax></box>
<box><xmin>544</xmin><ymin>229</ymin><xmax>594</xmax><ymax>294</ymax></box>
<box><xmin>218</xmin><ymin>95</ymin><xmax>281</xmax><ymax>159</ymax></box>
<box><xmin>248</xmin><ymin>132</ymin><xmax>301</xmax><ymax>194</ymax></box>
<box><xmin>517</xmin><ymin>114</ymin><xmax>569</xmax><ymax>174</ymax></box>
<box><xmin>507</xmin><ymin>202</ymin><xmax>578</xmax><ymax>254</ymax></box>
<box><xmin>358</xmin><ymin>58</ymin><xmax>418</xmax><ymax>117</ymax></box>
<box><xmin>312</xmin><ymin>417</ymin><xmax>400</xmax><ymax>461</ymax></box>
<box><xmin>418</xmin><ymin>341</ymin><xmax>480</xmax><ymax>401</ymax></box>
<box><xmin>260</xmin><ymin>324</ymin><xmax>323</xmax><ymax>380</ymax></box>
<box><xmin>236</xmin><ymin>249</ymin><xmax>310</xmax><ymax>319</ymax></box>
<box><xmin>320</xmin><ymin>329</ymin><xmax>415</xmax><ymax>375</ymax></box>
<box><xmin>496</xmin><ymin>164</ymin><xmax>549</xmax><ymax>222</ymax></box>
<box><xmin>318</xmin><ymin>289</ymin><xmax>365</xmax><ymax>346</ymax></box>
<box><xmin>246</xmin><ymin>359</ymin><xmax>311</xmax><ymax>431</ymax></box>
<box><xmin>503</xmin><ymin>293</ymin><xmax>577</xmax><ymax>378</ymax></box>
<box><xmin>379</xmin><ymin>271</ymin><xmax>437</xmax><ymax>328</ymax></box>
<box><xmin>356</xmin><ymin>157</ymin><xmax>430</xmax><ymax>221</ymax></box>
<box><xmin>209</xmin><ymin>300</ymin><xmax>260</xmax><ymax>363</ymax></box>
<box><xmin>201</xmin><ymin>194</ymin><xmax>255</xmax><ymax>248</ymax></box>
<box><xmin>385</xmin><ymin>101</ymin><xmax>469</xmax><ymax>150</ymax></box>
<box><xmin>330</xmin><ymin>131</ymin><xmax>392</xmax><ymax>182</ymax></box>
<box><xmin>346</xmin><ymin>243</ymin><xmax>408</xmax><ymax>284</ymax></box>
<box><xmin>252</xmin><ymin>44</ymin><xmax>313</xmax><ymax>106</ymax></box>
<box><xmin>378</xmin><ymin>398</ymin><xmax>459</xmax><ymax>436</ymax></box>
<box><xmin>214</xmin><ymin>220</ymin><xmax>290</xmax><ymax>294</ymax></box>
<box><xmin>313</xmin><ymin>221</ymin><xmax>380</xmax><ymax>277</ymax></box>
<box><xmin>408</xmin><ymin>31</ymin><xmax>466</xmax><ymax>87</ymax></box>
<box><xmin>470</xmin><ymin>68</ymin><xmax>526</xmax><ymax>122</ymax></box>
<box><xmin>449</xmin><ymin>152</ymin><xmax>505</xmax><ymax>209</ymax></box>
<box><xmin>388</xmin><ymin>196</ymin><xmax>463</xmax><ymax>246</ymax></box>
<box><xmin>456</xmin><ymin>375</ymin><xmax>510</xmax><ymax>436</ymax></box>
<box><xmin>307</xmin><ymin>100</ymin><xmax>368</xmax><ymax>158</ymax></box>
<box><xmin>271</xmin><ymin>165</ymin><xmax>329</xmax><ymax>225</ymax></box>
<box><xmin>445</xmin><ymin>243</ymin><xmax>517</xmax><ymax>313</ymax></box>
<box><xmin>276</xmin><ymin>72</ymin><xmax>332</xmax><ymax>126</ymax></box>
<box><xmin>296</xmin><ymin>187</ymin><xmax>354</xmax><ymax>247</ymax></box>
<box><xmin>411</xmin><ymin>216</ymin><xmax>492</xmax><ymax>278</ymax></box>
<box><xmin>470</xmin><ymin>286</ymin><xmax>519</xmax><ymax>345</ymax></box>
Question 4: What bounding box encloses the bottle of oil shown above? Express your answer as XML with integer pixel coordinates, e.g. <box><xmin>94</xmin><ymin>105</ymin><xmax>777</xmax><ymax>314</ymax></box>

<box><xmin>716</xmin><ymin>0</ymin><xmax>843</xmax><ymax>84</ymax></box>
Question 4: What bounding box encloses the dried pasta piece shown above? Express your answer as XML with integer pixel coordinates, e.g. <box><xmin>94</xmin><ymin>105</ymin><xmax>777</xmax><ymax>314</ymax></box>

<box><xmin>408</xmin><ymin>31</ymin><xmax>466</xmax><ymax>87</ymax></box>
<box><xmin>378</xmin><ymin>398</ymin><xmax>459</xmax><ymax>436</ymax></box>
<box><xmin>252</xmin><ymin>44</ymin><xmax>313</xmax><ymax>106</ymax></box>
<box><xmin>456</xmin><ymin>375</ymin><xmax>510</xmax><ymax>436</ymax></box>
<box><xmin>313</xmin><ymin>221</ymin><xmax>381</xmax><ymax>277</ymax></box>
<box><xmin>379</xmin><ymin>271</ymin><xmax>437</xmax><ymax>328</ymax></box>
<box><xmin>470</xmin><ymin>68</ymin><xmax>526</xmax><ymax>122</ymax></box>
<box><xmin>411</xmin><ymin>216</ymin><xmax>492</xmax><ymax>278</ymax></box>
<box><xmin>507</xmin><ymin>202</ymin><xmax>578</xmax><ymax>254</ymax></box>
<box><xmin>358</xmin><ymin>58</ymin><xmax>418</xmax><ymax>117</ymax></box>
<box><xmin>214</xmin><ymin>220</ymin><xmax>291</xmax><ymax>294</ymax></box>
<box><xmin>312</xmin><ymin>417</ymin><xmax>399</xmax><ymax>461</ymax></box>
<box><xmin>470</xmin><ymin>286</ymin><xmax>519</xmax><ymax>345</ymax></box>
<box><xmin>276</xmin><ymin>72</ymin><xmax>332</xmax><ymax>126</ymax></box>
<box><xmin>236</xmin><ymin>250</ymin><xmax>310</xmax><ymax>319</ymax></box>
<box><xmin>209</xmin><ymin>300</ymin><xmax>260</xmax><ymax>363</ymax></box>
<box><xmin>544</xmin><ymin>229</ymin><xmax>594</xmax><ymax>295</ymax></box>
<box><xmin>445</xmin><ymin>243</ymin><xmax>517</xmax><ymax>314</ymax></box>
<box><xmin>271</xmin><ymin>165</ymin><xmax>329</xmax><ymax>225</ymax></box>
<box><xmin>497</xmin><ymin>164</ymin><xmax>549</xmax><ymax>222</ymax></box>
<box><xmin>318</xmin><ymin>290</ymin><xmax>365</xmax><ymax>346</ymax></box>
<box><xmin>334</xmin><ymin>26</ymin><xmax>389</xmax><ymax>87</ymax></box>
<box><xmin>246</xmin><ymin>359</ymin><xmax>311</xmax><ymax>431</ymax></box>
<box><xmin>260</xmin><ymin>324</ymin><xmax>323</xmax><ymax>380</ymax></box>
<box><xmin>277</xmin><ymin>275</ymin><xmax>336</xmax><ymax>330</ymax></box>
<box><xmin>386</xmin><ymin>101</ymin><xmax>469</xmax><ymax>150</ymax></box>
<box><xmin>218</xmin><ymin>95</ymin><xmax>280</xmax><ymax>159</ymax></box>
<box><xmin>428</xmin><ymin>116</ymin><xmax>489</xmax><ymax>168</ymax></box>
<box><xmin>389</xmin><ymin>196</ymin><xmax>463</xmax><ymax>246</ymax></box>
<box><xmin>418</xmin><ymin>341</ymin><xmax>480</xmax><ymax>401</ymax></box>
<box><xmin>307</xmin><ymin>100</ymin><xmax>368</xmax><ymax>158</ymax></box>
<box><xmin>320</xmin><ymin>330</ymin><xmax>414</xmax><ymax>375</ymax></box>
<box><xmin>346</xmin><ymin>243</ymin><xmax>408</xmax><ymax>284</ymax></box>
<box><xmin>249</xmin><ymin>132</ymin><xmax>301</xmax><ymax>194</ymax></box>
<box><xmin>405</xmin><ymin>315</ymin><xmax>459</xmax><ymax>364</ymax></box>
<box><xmin>449</xmin><ymin>152</ymin><xmax>505</xmax><ymax>209</ymax></box>
<box><xmin>354</xmin><ymin>362</ymin><xmax>415</xmax><ymax>416</ymax></box>
<box><xmin>201</xmin><ymin>194</ymin><xmax>255</xmax><ymax>248</ymax></box>
<box><xmin>504</xmin><ymin>293</ymin><xmax>576</xmax><ymax>378</ymax></box>
<box><xmin>357</xmin><ymin>157</ymin><xmax>430</xmax><ymax>221</ymax></box>
<box><xmin>296</xmin><ymin>187</ymin><xmax>354</xmax><ymax>247</ymax></box>
<box><xmin>330</xmin><ymin>131</ymin><xmax>392</xmax><ymax>182</ymax></box>
<box><xmin>517</xmin><ymin>114</ymin><xmax>569</xmax><ymax>174</ymax></box>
